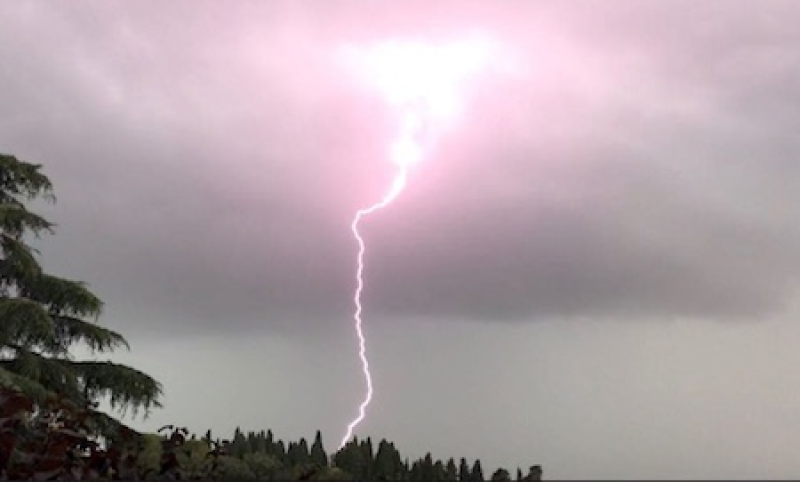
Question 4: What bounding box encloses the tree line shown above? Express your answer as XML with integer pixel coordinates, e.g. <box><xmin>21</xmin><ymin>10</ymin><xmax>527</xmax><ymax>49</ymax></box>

<box><xmin>168</xmin><ymin>426</ymin><xmax>543</xmax><ymax>480</ymax></box>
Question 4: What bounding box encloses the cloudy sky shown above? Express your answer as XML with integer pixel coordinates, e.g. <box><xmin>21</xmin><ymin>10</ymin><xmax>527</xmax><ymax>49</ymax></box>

<box><xmin>2</xmin><ymin>1</ymin><xmax>800</xmax><ymax>478</ymax></box>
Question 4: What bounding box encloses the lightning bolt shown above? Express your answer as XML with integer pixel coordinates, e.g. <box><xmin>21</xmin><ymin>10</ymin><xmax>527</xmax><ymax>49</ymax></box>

<box><xmin>339</xmin><ymin>111</ymin><xmax>423</xmax><ymax>449</ymax></box>
<box><xmin>336</xmin><ymin>34</ymin><xmax>496</xmax><ymax>449</ymax></box>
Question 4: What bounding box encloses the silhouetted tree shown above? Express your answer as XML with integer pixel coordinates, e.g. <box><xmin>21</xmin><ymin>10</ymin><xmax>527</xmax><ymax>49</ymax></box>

<box><xmin>422</xmin><ymin>453</ymin><xmax>435</xmax><ymax>481</ymax></box>
<box><xmin>459</xmin><ymin>458</ymin><xmax>472</xmax><ymax>481</ymax></box>
<box><xmin>362</xmin><ymin>437</ymin><xmax>375</xmax><ymax>479</ymax></box>
<box><xmin>523</xmin><ymin>465</ymin><xmax>543</xmax><ymax>481</ymax></box>
<box><xmin>434</xmin><ymin>459</ymin><xmax>447</xmax><ymax>481</ymax></box>
<box><xmin>310</xmin><ymin>430</ymin><xmax>328</xmax><ymax>467</ymax></box>
<box><xmin>409</xmin><ymin>460</ymin><xmax>423</xmax><ymax>481</ymax></box>
<box><xmin>0</xmin><ymin>153</ymin><xmax>161</xmax><ymax>439</ymax></box>
<box><xmin>375</xmin><ymin>439</ymin><xmax>400</xmax><ymax>479</ymax></box>
<box><xmin>491</xmin><ymin>467</ymin><xmax>512</xmax><ymax>481</ymax></box>
<box><xmin>446</xmin><ymin>458</ymin><xmax>459</xmax><ymax>480</ymax></box>
<box><xmin>471</xmin><ymin>459</ymin><xmax>484</xmax><ymax>482</ymax></box>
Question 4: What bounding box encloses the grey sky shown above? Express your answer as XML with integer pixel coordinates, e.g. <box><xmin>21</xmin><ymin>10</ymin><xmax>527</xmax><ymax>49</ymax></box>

<box><xmin>2</xmin><ymin>1</ymin><xmax>800</xmax><ymax>478</ymax></box>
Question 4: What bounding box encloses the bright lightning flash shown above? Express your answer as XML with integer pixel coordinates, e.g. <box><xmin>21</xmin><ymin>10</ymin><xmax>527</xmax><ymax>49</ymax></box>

<box><xmin>339</xmin><ymin>36</ymin><xmax>492</xmax><ymax>449</ymax></box>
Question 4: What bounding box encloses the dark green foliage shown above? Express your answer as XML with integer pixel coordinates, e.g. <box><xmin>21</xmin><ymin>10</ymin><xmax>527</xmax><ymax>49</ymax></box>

<box><xmin>287</xmin><ymin>438</ymin><xmax>311</xmax><ymax>466</ymax></box>
<box><xmin>491</xmin><ymin>467</ymin><xmax>512</xmax><ymax>481</ymax></box>
<box><xmin>0</xmin><ymin>154</ymin><xmax>160</xmax><ymax>432</ymax></box>
<box><xmin>422</xmin><ymin>453</ymin><xmax>435</xmax><ymax>481</ymax></box>
<box><xmin>446</xmin><ymin>458</ymin><xmax>458</xmax><ymax>480</ymax></box>
<box><xmin>333</xmin><ymin>438</ymin><xmax>367</xmax><ymax>478</ymax></box>
<box><xmin>374</xmin><ymin>438</ymin><xmax>400</xmax><ymax>479</ymax></box>
<box><xmin>275</xmin><ymin>440</ymin><xmax>286</xmax><ymax>461</ymax></box>
<box><xmin>434</xmin><ymin>460</ymin><xmax>447</xmax><ymax>481</ymax></box>
<box><xmin>472</xmin><ymin>459</ymin><xmax>485</xmax><ymax>482</ymax></box>
<box><xmin>409</xmin><ymin>460</ymin><xmax>423</xmax><ymax>481</ymax></box>
<box><xmin>459</xmin><ymin>457</ymin><xmax>472</xmax><ymax>481</ymax></box>
<box><xmin>310</xmin><ymin>430</ymin><xmax>328</xmax><ymax>467</ymax></box>
<box><xmin>362</xmin><ymin>436</ymin><xmax>375</xmax><ymax>479</ymax></box>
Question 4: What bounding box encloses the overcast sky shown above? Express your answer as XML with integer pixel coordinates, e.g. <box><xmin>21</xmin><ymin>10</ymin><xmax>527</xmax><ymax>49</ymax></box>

<box><xmin>2</xmin><ymin>1</ymin><xmax>800</xmax><ymax>478</ymax></box>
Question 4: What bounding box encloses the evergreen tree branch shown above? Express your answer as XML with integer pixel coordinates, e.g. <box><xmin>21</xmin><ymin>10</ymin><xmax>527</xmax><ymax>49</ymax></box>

<box><xmin>23</xmin><ymin>273</ymin><xmax>103</xmax><ymax>318</ymax></box>
<box><xmin>0</xmin><ymin>365</ymin><xmax>54</xmax><ymax>403</ymax></box>
<box><xmin>0</xmin><ymin>204</ymin><xmax>54</xmax><ymax>238</ymax></box>
<box><xmin>0</xmin><ymin>298</ymin><xmax>57</xmax><ymax>350</ymax></box>
<box><xmin>70</xmin><ymin>360</ymin><xmax>163</xmax><ymax>416</ymax></box>
<box><xmin>52</xmin><ymin>314</ymin><xmax>130</xmax><ymax>353</ymax></box>
<box><xmin>0</xmin><ymin>235</ymin><xmax>43</xmax><ymax>286</ymax></box>
<box><xmin>0</xmin><ymin>154</ymin><xmax>54</xmax><ymax>201</ymax></box>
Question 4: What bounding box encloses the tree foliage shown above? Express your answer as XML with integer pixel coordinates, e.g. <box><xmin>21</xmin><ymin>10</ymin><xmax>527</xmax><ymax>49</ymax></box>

<box><xmin>0</xmin><ymin>153</ymin><xmax>161</xmax><ymax>427</ymax></box>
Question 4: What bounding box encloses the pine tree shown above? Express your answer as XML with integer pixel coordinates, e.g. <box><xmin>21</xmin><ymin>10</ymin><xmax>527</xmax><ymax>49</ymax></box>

<box><xmin>265</xmin><ymin>429</ymin><xmax>275</xmax><ymax>456</ymax></box>
<box><xmin>287</xmin><ymin>441</ymin><xmax>301</xmax><ymax>465</ymax></box>
<box><xmin>421</xmin><ymin>453</ymin><xmax>435</xmax><ymax>481</ymax></box>
<box><xmin>446</xmin><ymin>458</ymin><xmax>458</xmax><ymax>481</ymax></box>
<box><xmin>297</xmin><ymin>437</ymin><xmax>311</xmax><ymax>465</ymax></box>
<box><xmin>310</xmin><ymin>430</ymin><xmax>328</xmax><ymax>467</ymax></box>
<box><xmin>459</xmin><ymin>458</ymin><xmax>471</xmax><ymax>481</ymax></box>
<box><xmin>362</xmin><ymin>436</ymin><xmax>375</xmax><ymax>479</ymax></box>
<box><xmin>0</xmin><ymin>153</ymin><xmax>161</xmax><ymax>437</ymax></box>
<box><xmin>231</xmin><ymin>427</ymin><xmax>247</xmax><ymax>457</ymax></box>
<box><xmin>275</xmin><ymin>440</ymin><xmax>286</xmax><ymax>463</ymax></box>
<box><xmin>374</xmin><ymin>439</ymin><xmax>396</xmax><ymax>479</ymax></box>
<box><xmin>387</xmin><ymin>442</ymin><xmax>400</xmax><ymax>480</ymax></box>
<box><xmin>247</xmin><ymin>430</ymin><xmax>258</xmax><ymax>454</ymax></box>
<box><xmin>434</xmin><ymin>460</ymin><xmax>447</xmax><ymax>481</ymax></box>
<box><xmin>471</xmin><ymin>459</ymin><xmax>484</xmax><ymax>482</ymax></box>
<box><xmin>409</xmin><ymin>460</ymin><xmax>423</xmax><ymax>481</ymax></box>
<box><xmin>333</xmin><ymin>439</ymin><xmax>363</xmax><ymax>477</ymax></box>
<box><xmin>254</xmin><ymin>430</ymin><xmax>267</xmax><ymax>454</ymax></box>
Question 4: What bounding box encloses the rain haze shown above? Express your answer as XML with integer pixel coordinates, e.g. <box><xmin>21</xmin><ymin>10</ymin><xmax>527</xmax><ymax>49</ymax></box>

<box><xmin>2</xmin><ymin>1</ymin><xmax>800</xmax><ymax>478</ymax></box>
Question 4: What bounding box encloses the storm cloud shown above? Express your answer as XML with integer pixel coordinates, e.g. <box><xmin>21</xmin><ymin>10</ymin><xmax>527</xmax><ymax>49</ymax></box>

<box><xmin>1</xmin><ymin>1</ymin><xmax>799</xmax><ymax>335</ymax></box>
<box><xmin>7</xmin><ymin>3</ymin><xmax>800</xmax><ymax>478</ymax></box>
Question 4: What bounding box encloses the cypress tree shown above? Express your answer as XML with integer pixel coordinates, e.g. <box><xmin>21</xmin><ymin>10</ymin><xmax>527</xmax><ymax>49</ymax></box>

<box><xmin>409</xmin><ymin>460</ymin><xmax>423</xmax><ymax>481</ymax></box>
<box><xmin>254</xmin><ymin>431</ymin><xmax>267</xmax><ymax>454</ymax></box>
<box><xmin>297</xmin><ymin>437</ymin><xmax>311</xmax><ymax>465</ymax></box>
<box><xmin>471</xmin><ymin>459</ymin><xmax>484</xmax><ymax>482</ymax></box>
<box><xmin>459</xmin><ymin>458</ymin><xmax>471</xmax><ymax>481</ymax></box>
<box><xmin>265</xmin><ymin>429</ymin><xmax>275</xmax><ymax>457</ymax></box>
<box><xmin>391</xmin><ymin>443</ymin><xmax>404</xmax><ymax>480</ymax></box>
<box><xmin>247</xmin><ymin>430</ymin><xmax>258</xmax><ymax>454</ymax></box>
<box><xmin>275</xmin><ymin>440</ymin><xmax>286</xmax><ymax>463</ymax></box>
<box><xmin>231</xmin><ymin>427</ymin><xmax>247</xmax><ymax>457</ymax></box>
<box><xmin>446</xmin><ymin>458</ymin><xmax>458</xmax><ymax>480</ymax></box>
<box><xmin>362</xmin><ymin>436</ymin><xmax>375</xmax><ymax>479</ymax></box>
<box><xmin>374</xmin><ymin>439</ymin><xmax>396</xmax><ymax>479</ymax></box>
<box><xmin>434</xmin><ymin>460</ymin><xmax>447</xmax><ymax>481</ymax></box>
<box><xmin>422</xmin><ymin>453</ymin><xmax>435</xmax><ymax>481</ymax></box>
<box><xmin>310</xmin><ymin>430</ymin><xmax>328</xmax><ymax>467</ymax></box>
<box><xmin>333</xmin><ymin>439</ymin><xmax>362</xmax><ymax>477</ymax></box>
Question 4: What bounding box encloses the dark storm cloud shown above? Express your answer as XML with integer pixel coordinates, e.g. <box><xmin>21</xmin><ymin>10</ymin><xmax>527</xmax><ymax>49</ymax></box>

<box><xmin>1</xmin><ymin>1</ymin><xmax>799</xmax><ymax>334</ymax></box>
